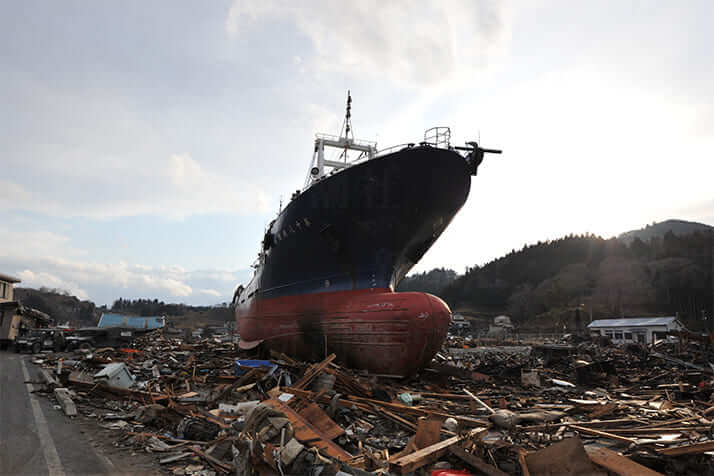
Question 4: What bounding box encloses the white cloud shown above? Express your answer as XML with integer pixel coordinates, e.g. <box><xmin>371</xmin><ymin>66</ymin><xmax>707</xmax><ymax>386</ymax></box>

<box><xmin>0</xmin><ymin>151</ymin><xmax>270</xmax><ymax>220</ymax></box>
<box><xmin>413</xmin><ymin>64</ymin><xmax>714</xmax><ymax>273</ymax></box>
<box><xmin>225</xmin><ymin>0</ymin><xmax>510</xmax><ymax>86</ymax></box>
<box><xmin>0</xmin><ymin>229</ymin><xmax>84</xmax><ymax>259</ymax></box>
<box><xmin>0</xmin><ymin>229</ymin><xmax>251</xmax><ymax>305</ymax></box>
<box><xmin>3</xmin><ymin>253</ymin><xmax>248</xmax><ymax>305</ymax></box>
<box><xmin>0</xmin><ymin>180</ymin><xmax>30</xmax><ymax>203</ymax></box>
<box><xmin>199</xmin><ymin>288</ymin><xmax>221</xmax><ymax>297</ymax></box>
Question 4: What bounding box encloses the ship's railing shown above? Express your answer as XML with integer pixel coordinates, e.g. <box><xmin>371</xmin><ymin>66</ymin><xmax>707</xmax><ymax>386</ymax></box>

<box><xmin>423</xmin><ymin>126</ymin><xmax>451</xmax><ymax>148</ymax></box>
<box><xmin>374</xmin><ymin>143</ymin><xmax>413</xmax><ymax>157</ymax></box>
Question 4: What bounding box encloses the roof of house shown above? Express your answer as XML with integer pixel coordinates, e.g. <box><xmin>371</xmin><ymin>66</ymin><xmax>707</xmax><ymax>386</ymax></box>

<box><xmin>0</xmin><ymin>272</ymin><xmax>21</xmax><ymax>283</ymax></box>
<box><xmin>587</xmin><ymin>317</ymin><xmax>678</xmax><ymax>328</ymax></box>
<box><xmin>97</xmin><ymin>313</ymin><xmax>165</xmax><ymax>330</ymax></box>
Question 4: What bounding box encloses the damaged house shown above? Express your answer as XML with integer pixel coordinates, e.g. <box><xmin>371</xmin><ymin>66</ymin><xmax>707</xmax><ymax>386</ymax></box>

<box><xmin>0</xmin><ymin>272</ymin><xmax>53</xmax><ymax>349</ymax></box>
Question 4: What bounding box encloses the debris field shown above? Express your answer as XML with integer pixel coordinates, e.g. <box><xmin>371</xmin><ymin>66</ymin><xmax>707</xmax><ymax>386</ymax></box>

<box><xmin>25</xmin><ymin>331</ymin><xmax>714</xmax><ymax>475</ymax></box>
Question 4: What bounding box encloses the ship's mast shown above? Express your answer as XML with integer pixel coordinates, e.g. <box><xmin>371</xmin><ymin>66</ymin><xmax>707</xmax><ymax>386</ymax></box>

<box><xmin>339</xmin><ymin>91</ymin><xmax>354</xmax><ymax>161</ymax></box>
<box><xmin>305</xmin><ymin>91</ymin><xmax>377</xmax><ymax>188</ymax></box>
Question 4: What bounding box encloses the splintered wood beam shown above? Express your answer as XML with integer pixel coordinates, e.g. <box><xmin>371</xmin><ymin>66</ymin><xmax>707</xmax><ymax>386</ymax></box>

<box><xmin>293</xmin><ymin>353</ymin><xmax>336</xmax><ymax>390</ymax></box>
<box><xmin>587</xmin><ymin>447</ymin><xmax>664</xmax><ymax>476</ymax></box>
<box><xmin>388</xmin><ymin>428</ymin><xmax>486</xmax><ymax>474</ymax></box>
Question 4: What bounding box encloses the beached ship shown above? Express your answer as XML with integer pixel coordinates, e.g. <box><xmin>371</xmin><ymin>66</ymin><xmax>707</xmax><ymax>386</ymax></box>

<box><xmin>235</xmin><ymin>93</ymin><xmax>500</xmax><ymax>376</ymax></box>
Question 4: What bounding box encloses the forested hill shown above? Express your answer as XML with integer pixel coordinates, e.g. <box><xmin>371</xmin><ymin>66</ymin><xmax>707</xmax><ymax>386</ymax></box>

<box><xmin>14</xmin><ymin>287</ymin><xmax>97</xmax><ymax>326</ymax></box>
<box><xmin>429</xmin><ymin>228</ymin><xmax>713</xmax><ymax>328</ymax></box>
<box><xmin>397</xmin><ymin>268</ymin><xmax>458</xmax><ymax>295</ymax></box>
<box><xmin>619</xmin><ymin>219</ymin><xmax>712</xmax><ymax>244</ymax></box>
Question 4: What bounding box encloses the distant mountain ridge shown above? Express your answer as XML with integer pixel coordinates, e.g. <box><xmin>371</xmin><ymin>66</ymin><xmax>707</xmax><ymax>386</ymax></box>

<box><xmin>12</xmin><ymin>288</ymin><xmax>233</xmax><ymax>327</ymax></box>
<box><xmin>618</xmin><ymin>219</ymin><xmax>713</xmax><ymax>244</ymax></box>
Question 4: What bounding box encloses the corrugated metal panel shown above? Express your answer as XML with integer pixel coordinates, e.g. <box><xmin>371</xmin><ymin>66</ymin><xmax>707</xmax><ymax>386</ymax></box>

<box><xmin>587</xmin><ymin>317</ymin><xmax>677</xmax><ymax>328</ymax></box>
<box><xmin>98</xmin><ymin>313</ymin><xmax>165</xmax><ymax>329</ymax></box>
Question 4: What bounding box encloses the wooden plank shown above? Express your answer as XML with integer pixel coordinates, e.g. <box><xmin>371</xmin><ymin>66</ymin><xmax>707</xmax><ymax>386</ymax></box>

<box><xmin>517</xmin><ymin>448</ymin><xmax>531</xmax><ymax>476</ymax></box>
<box><xmin>587</xmin><ymin>447</ymin><xmax>664</xmax><ymax>476</ymax></box>
<box><xmin>464</xmin><ymin>389</ymin><xmax>495</xmax><ymax>414</ymax></box>
<box><xmin>603</xmin><ymin>426</ymin><xmax>712</xmax><ymax>435</ymax></box>
<box><xmin>627</xmin><ymin>416</ymin><xmax>700</xmax><ymax>429</ymax></box>
<box><xmin>293</xmin><ymin>353</ymin><xmax>336</xmax><ymax>390</ymax></box>
<box><xmin>390</xmin><ymin>415</ymin><xmax>446</xmax><ymax>462</ymax></box>
<box><xmin>414</xmin><ymin>416</ymin><xmax>443</xmax><ymax>450</ymax></box>
<box><xmin>450</xmin><ymin>445</ymin><xmax>509</xmax><ymax>476</ymax></box>
<box><xmin>656</xmin><ymin>441</ymin><xmax>714</xmax><ymax>456</ymax></box>
<box><xmin>388</xmin><ymin>428</ymin><xmax>486</xmax><ymax>474</ymax></box>
<box><xmin>298</xmin><ymin>402</ymin><xmax>345</xmax><ymax>440</ymax></box>
<box><xmin>376</xmin><ymin>406</ymin><xmax>417</xmax><ymax>432</ymax></box>
<box><xmin>568</xmin><ymin>424</ymin><xmax>637</xmax><ymax>444</ymax></box>
<box><xmin>262</xmin><ymin>398</ymin><xmax>352</xmax><ymax>461</ymax></box>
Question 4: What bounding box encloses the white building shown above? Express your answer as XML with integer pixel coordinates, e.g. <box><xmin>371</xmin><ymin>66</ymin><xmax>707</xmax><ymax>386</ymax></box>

<box><xmin>487</xmin><ymin>314</ymin><xmax>514</xmax><ymax>338</ymax></box>
<box><xmin>587</xmin><ymin>317</ymin><xmax>683</xmax><ymax>345</ymax></box>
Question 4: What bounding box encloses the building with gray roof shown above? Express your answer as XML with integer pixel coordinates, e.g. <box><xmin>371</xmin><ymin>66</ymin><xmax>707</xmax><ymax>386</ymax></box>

<box><xmin>587</xmin><ymin>316</ymin><xmax>683</xmax><ymax>345</ymax></box>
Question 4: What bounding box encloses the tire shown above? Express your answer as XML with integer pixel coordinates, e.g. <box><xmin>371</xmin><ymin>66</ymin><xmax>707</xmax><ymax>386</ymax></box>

<box><xmin>31</xmin><ymin>342</ymin><xmax>41</xmax><ymax>354</ymax></box>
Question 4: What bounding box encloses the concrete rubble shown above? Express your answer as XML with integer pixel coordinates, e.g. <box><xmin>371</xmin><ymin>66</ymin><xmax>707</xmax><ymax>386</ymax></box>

<box><xmin>23</xmin><ymin>330</ymin><xmax>714</xmax><ymax>475</ymax></box>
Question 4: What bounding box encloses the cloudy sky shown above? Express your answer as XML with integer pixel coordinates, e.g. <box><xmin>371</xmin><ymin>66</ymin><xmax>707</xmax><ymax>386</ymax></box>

<box><xmin>1</xmin><ymin>1</ymin><xmax>712</xmax><ymax>305</ymax></box>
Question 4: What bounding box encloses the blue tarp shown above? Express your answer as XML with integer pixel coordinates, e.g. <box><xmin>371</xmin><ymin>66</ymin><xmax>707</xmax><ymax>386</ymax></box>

<box><xmin>234</xmin><ymin>359</ymin><xmax>277</xmax><ymax>376</ymax></box>
<box><xmin>97</xmin><ymin>313</ymin><xmax>165</xmax><ymax>330</ymax></box>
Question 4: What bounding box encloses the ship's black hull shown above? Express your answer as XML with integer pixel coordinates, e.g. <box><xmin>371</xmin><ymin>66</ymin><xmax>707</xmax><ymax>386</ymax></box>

<box><xmin>252</xmin><ymin>145</ymin><xmax>472</xmax><ymax>300</ymax></box>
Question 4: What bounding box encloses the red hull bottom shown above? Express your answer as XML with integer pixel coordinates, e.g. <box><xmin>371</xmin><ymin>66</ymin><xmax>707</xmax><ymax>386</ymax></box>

<box><xmin>236</xmin><ymin>288</ymin><xmax>451</xmax><ymax>376</ymax></box>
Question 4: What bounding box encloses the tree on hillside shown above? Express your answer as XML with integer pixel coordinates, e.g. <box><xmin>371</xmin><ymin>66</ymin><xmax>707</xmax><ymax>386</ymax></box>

<box><xmin>397</xmin><ymin>268</ymin><xmax>458</xmax><ymax>295</ymax></box>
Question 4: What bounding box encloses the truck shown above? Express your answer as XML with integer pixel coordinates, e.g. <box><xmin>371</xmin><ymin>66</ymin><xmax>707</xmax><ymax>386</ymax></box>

<box><xmin>14</xmin><ymin>328</ymin><xmax>67</xmax><ymax>353</ymax></box>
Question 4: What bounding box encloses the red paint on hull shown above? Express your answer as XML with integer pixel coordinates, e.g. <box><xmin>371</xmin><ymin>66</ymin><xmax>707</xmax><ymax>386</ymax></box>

<box><xmin>236</xmin><ymin>288</ymin><xmax>451</xmax><ymax>376</ymax></box>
